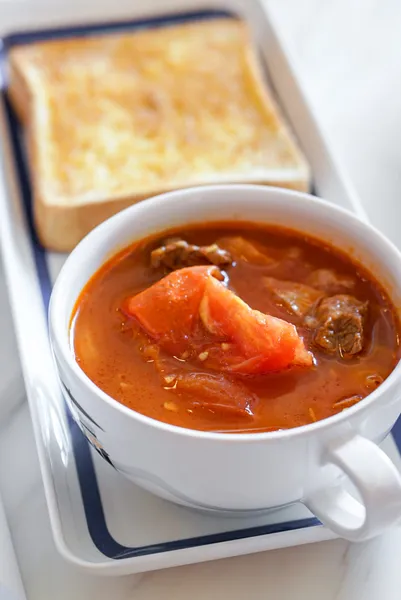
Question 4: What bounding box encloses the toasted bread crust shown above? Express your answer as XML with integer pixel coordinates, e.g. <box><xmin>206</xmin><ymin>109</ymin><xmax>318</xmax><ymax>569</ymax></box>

<box><xmin>33</xmin><ymin>178</ymin><xmax>308</xmax><ymax>252</ymax></box>
<box><xmin>8</xmin><ymin>19</ymin><xmax>310</xmax><ymax>251</ymax></box>
<box><xmin>8</xmin><ymin>53</ymin><xmax>32</xmax><ymax>123</ymax></box>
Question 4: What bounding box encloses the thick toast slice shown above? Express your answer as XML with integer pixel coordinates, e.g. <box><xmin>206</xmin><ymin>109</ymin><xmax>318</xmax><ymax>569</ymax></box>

<box><xmin>8</xmin><ymin>19</ymin><xmax>310</xmax><ymax>251</ymax></box>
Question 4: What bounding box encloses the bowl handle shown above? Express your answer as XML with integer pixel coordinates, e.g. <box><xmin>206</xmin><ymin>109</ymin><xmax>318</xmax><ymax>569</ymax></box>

<box><xmin>303</xmin><ymin>434</ymin><xmax>401</xmax><ymax>541</ymax></box>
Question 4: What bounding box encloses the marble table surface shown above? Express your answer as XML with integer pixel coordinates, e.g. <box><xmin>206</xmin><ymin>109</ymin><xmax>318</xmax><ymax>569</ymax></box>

<box><xmin>1</xmin><ymin>0</ymin><xmax>401</xmax><ymax>598</ymax></box>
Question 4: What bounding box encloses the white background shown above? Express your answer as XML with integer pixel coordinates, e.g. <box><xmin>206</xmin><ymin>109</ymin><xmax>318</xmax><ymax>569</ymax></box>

<box><xmin>1</xmin><ymin>0</ymin><xmax>401</xmax><ymax>598</ymax></box>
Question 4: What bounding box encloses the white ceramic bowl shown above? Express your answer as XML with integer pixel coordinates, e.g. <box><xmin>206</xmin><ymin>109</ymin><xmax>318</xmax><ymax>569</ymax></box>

<box><xmin>49</xmin><ymin>185</ymin><xmax>401</xmax><ymax>541</ymax></box>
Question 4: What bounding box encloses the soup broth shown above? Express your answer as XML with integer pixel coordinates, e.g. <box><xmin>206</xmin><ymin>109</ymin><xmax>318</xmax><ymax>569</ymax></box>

<box><xmin>71</xmin><ymin>223</ymin><xmax>401</xmax><ymax>433</ymax></box>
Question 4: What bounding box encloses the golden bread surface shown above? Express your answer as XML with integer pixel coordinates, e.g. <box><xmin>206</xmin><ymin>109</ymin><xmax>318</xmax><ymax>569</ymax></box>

<box><xmin>8</xmin><ymin>19</ymin><xmax>310</xmax><ymax>250</ymax></box>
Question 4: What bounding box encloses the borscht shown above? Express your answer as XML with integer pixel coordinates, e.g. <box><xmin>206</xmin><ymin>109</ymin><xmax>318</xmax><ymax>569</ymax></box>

<box><xmin>71</xmin><ymin>223</ymin><xmax>400</xmax><ymax>433</ymax></box>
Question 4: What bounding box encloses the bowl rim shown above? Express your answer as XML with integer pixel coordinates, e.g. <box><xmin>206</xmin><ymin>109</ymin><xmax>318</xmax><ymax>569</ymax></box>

<box><xmin>49</xmin><ymin>184</ymin><xmax>401</xmax><ymax>443</ymax></box>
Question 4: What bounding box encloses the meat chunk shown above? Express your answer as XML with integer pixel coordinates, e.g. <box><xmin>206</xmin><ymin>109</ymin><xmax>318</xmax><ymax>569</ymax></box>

<box><xmin>151</xmin><ymin>238</ymin><xmax>233</xmax><ymax>270</ymax></box>
<box><xmin>307</xmin><ymin>295</ymin><xmax>368</xmax><ymax>357</ymax></box>
<box><xmin>263</xmin><ymin>277</ymin><xmax>324</xmax><ymax>318</ymax></box>
<box><xmin>217</xmin><ymin>236</ymin><xmax>275</xmax><ymax>266</ymax></box>
<box><xmin>306</xmin><ymin>269</ymin><xmax>355</xmax><ymax>294</ymax></box>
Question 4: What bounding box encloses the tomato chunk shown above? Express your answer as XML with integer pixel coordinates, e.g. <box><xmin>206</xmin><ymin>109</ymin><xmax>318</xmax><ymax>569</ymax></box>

<box><xmin>200</xmin><ymin>275</ymin><xmax>312</xmax><ymax>373</ymax></box>
<box><xmin>125</xmin><ymin>267</ymin><xmax>312</xmax><ymax>373</ymax></box>
<box><xmin>124</xmin><ymin>266</ymin><xmax>216</xmax><ymax>354</ymax></box>
<box><xmin>175</xmin><ymin>373</ymin><xmax>257</xmax><ymax>419</ymax></box>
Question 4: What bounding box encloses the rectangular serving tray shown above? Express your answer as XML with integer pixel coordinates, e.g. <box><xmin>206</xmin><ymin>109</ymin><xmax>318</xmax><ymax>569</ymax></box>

<box><xmin>0</xmin><ymin>0</ymin><xmax>397</xmax><ymax>576</ymax></box>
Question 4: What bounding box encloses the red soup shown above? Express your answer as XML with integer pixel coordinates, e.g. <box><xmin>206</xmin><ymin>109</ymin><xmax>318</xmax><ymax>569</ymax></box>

<box><xmin>71</xmin><ymin>223</ymin><xmax>401</xmax><ymax>433</ymax></box>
